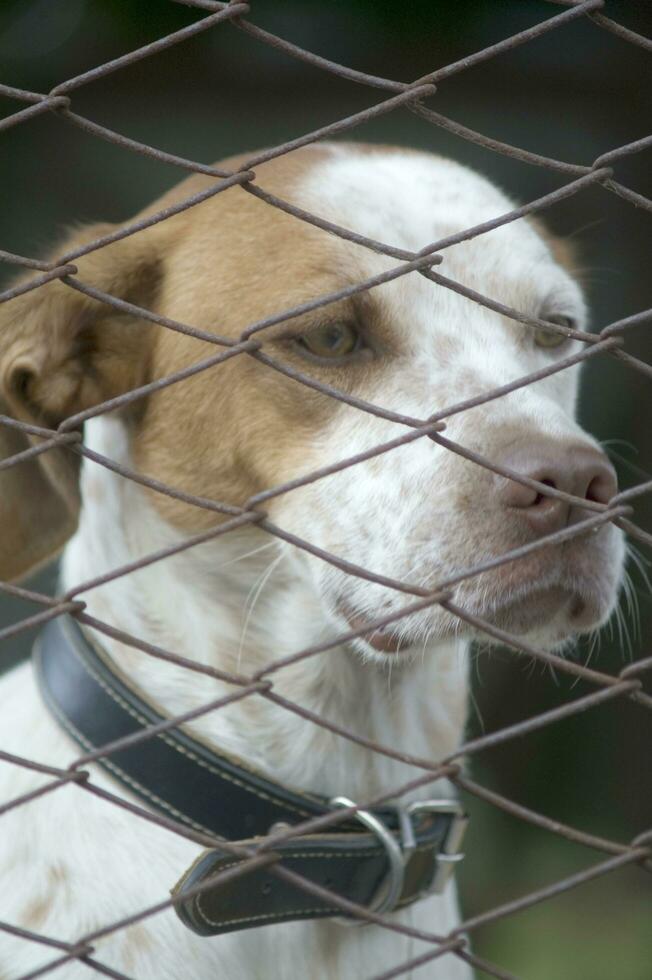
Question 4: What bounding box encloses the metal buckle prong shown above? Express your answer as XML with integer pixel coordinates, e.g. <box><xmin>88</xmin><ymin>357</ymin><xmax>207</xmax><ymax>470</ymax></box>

<box><xmin>407</xmin><ymin>799</ymin><xmax>469</xmax><ymax>894</ymax></box>
<box><xmin>396</xmin><ymin>804</ymin><xmax>416</xmax><ymax>863</ymax></box>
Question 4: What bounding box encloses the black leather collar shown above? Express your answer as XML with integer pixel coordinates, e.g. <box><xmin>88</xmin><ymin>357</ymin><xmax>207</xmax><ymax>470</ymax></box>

<box><xmin>35</xmin><ymin>615</ymin><xmax>467</xmax><ymax>935</ymax></box>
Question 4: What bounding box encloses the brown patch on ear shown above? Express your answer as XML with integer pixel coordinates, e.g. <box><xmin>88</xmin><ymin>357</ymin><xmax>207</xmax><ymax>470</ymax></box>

<box><xmin>0</xmin><ymin>222</ymin><xmax>163</xmax><ymax>581</ymax></box>
<box><xmin>529</xmin><ymin>216</ymin><xmax>580</xmax><ymax>277</ymax></box>
<box><xmin>0</xmin><ymin>404</ymin><xmax>78</xmax><ymax>582</ymax></box>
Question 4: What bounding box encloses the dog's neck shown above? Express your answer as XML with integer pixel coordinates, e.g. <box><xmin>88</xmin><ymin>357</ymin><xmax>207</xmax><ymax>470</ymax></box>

<box><xmin>61</xmin><ymin>417</ymin><xmax>468</xmax><ymax>803</ymax></box>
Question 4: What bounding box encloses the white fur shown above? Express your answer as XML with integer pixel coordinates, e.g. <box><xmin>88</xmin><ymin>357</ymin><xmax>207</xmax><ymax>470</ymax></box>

<box><xmin>0</xmin><ymin>146</ymin><xmax>624</xmax><ymax>978</ymax></box>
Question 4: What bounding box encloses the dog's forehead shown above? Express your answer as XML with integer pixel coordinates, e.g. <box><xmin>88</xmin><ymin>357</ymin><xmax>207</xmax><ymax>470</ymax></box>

<box><xmin>301</xmin><ymin>147</ymin><xmax>514</xmax><ymax>243</ymax></box>
<box><xmin>252</xmin><ymin>145</ymin><xmax>579</xmax><ymax>353</ymax></box>
<box><xmin>158</xmin><ymin>143</ymin><xmax>581</xmax><ymax>351</ymax></box>
<box><xmin>296</xmin><ymin>146</ymin><xmax>550</xmax><ymax>276</ymax></box>
<box><xmin>277</xmin><ymin>145</ymin><xmax>580</xmax><ymax>333</ymax></box>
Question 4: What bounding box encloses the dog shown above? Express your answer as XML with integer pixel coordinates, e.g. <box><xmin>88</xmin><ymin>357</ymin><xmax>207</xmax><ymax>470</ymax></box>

<box><xmin>0</xmin><ymin>143</ymin><xmax>625</xmax><ymax>979</ymax></box>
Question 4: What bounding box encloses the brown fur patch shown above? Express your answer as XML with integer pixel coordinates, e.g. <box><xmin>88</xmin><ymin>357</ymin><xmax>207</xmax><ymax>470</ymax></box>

<box><xmin>131</xmin><ymin>145</ymin><xmax>386</xmax><ymax>529</ymax></box>
<box><xmin>120</xmin><ymin>923</ymin><xmax>153</xmax><ymax>970</ymax></box>
<box><xmin>21</xmin><ymin>896</ymin><xmax>51</xmax><ymax>930</ymax></box>
<box><xmin>47</xmin><ymin>862</ymin><xmax>68</xmax><ymax>886</ymax></box>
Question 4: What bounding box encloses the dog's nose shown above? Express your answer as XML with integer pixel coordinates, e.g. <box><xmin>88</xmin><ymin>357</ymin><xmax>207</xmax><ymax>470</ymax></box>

<box><xmin>496</xmin><ymin>441</ymin><xmax>617</xmax><ymax>533</ymax></box>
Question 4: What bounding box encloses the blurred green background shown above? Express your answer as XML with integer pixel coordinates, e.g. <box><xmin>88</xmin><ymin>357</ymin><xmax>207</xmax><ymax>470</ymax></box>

<box><xmin>1</xmin><ymin>1</ymin><xmax>650</xmax><ymax>977</ymax></box>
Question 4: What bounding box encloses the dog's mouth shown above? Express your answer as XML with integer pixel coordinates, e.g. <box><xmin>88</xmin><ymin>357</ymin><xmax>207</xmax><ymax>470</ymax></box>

<box><xmin>338</xmin><ymin>584</ymin><xmax>599</xmax><ymax>656</ymax></box>
<box><xmin>337</xmin><ymin>601</ymin><xmax>414</xmax><ymax>654</ymax></box>
<box><xmin>335</xmin><ymin>551</ymin><xmax>617</xmax><ymax>656</ymax></box>
<box><xmin>457</xmin><ymin>540</ymin><xmax>619</xmax><ymax>640</ymax></box>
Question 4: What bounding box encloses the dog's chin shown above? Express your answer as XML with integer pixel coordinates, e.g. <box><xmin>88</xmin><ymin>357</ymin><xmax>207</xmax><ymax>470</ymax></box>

<box><xmin>334</xmin><ymin>579</ymin><xmax>615</xmax><ymax>661</ymax></box>
<box><xmin>465</xmin><ymin>583</ymin><xmax>610</xmax><ymax>645</ymax></box>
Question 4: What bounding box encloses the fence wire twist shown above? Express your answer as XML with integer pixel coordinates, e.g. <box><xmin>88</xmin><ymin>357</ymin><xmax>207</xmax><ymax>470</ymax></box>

<box><xmin>0</xmin><ymin>0</ymin><xmax>651</xmax><ymax>977</ymax></box>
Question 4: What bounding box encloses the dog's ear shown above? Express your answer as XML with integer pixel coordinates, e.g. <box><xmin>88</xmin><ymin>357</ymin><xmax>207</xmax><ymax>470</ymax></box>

<box><xmin>529</xmin><ymin>216</ymin><xmax>580</xmax><ymax>279</ymax></box>
<box><xmin>0</xmin><ymin>223</ymin><xmax>162</xmax><ymax>581</ymax></box>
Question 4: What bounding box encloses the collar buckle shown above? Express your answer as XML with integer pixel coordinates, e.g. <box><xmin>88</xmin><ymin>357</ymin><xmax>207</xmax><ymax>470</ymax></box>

<box><xmin>406</xmin><ymin>799</ymin><xmax>469</xmax><ymax>894</ymax></box>
<box><xmin>330</xmin><ymin>795</ymin><xmax>468</xmax><ymax>925</ymax></box>
<box><xmin>330</xmin><ymin>795</ymin><xmax>406</xmax><ymax>923</ymax></box>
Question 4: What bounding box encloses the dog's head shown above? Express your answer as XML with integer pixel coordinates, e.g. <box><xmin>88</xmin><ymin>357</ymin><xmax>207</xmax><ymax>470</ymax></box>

<box><xmin>0</xmin><ymin>144</ymin><xmax>625</xmax><ymax>656</ymax></box>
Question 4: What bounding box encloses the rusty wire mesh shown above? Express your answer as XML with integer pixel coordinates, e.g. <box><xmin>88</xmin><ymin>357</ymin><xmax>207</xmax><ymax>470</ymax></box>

<box><xmin>0</xmin><ymin>0</ymin><xmax>651</xmax><ymax>977</ymax></box>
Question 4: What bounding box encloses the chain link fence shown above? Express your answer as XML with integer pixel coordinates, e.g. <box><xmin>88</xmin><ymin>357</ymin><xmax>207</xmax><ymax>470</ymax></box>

<box><xmin>0</xmin><ymin>0</ymin><xmax>650</xmax><ymax>977</ymax></box>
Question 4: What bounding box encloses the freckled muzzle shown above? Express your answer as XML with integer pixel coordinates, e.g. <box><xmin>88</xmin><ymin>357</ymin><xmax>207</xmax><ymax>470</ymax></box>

<box><xmin>331</xmin><ymin>430</ymin><xmax>624</xmax><ymax>655</ymax></box>
<box><xmin>453</xmin><ymin>428</ymin><xmax>623</xmax><ymax>640</ymax></box>
<box><xmin>481</xmin><ymin>435</ymin><xmax>621</xmax><ymax>630</ymax></box>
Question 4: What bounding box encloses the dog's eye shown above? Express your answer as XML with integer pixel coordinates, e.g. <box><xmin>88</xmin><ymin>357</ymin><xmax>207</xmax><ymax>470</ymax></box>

<box><xmin>534</xmin><ymin>314</ymin><xmax>575</xmax><ymax>349</ymax></box>
<box><xmin>297</xmin><ymin>323</ymin><xmax>360</xmax><ymax>359</ymax></box>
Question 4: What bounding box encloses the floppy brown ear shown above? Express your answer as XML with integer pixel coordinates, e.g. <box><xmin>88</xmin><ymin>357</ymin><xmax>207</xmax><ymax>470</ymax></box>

<box><xmin>0</xmin><ymin>223</ymin><xmax>162</xmax><ymax>581</ymax></box>
<box><xmin>0</xmin><ymin>404</ymin><xmax>79</xmax><ymax>582</ymax></box>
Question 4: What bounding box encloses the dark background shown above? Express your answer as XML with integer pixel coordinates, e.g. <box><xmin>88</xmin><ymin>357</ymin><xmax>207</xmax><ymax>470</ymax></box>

<box><xmin>1</xmin><ymin>2</ymin><xmax>650</xmax><ymax>977</ymax></box>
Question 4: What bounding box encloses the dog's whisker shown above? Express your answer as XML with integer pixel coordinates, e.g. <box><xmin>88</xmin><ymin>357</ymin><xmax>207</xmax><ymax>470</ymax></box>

<box><xmin>237</xmin><ymin>553</ymin><xmax>284</xmax><ymax>670</ymax></box>
<box><xmin>468</xmin><ymin>661</ymin><xmax>486</xmax><ymax>735</ymax></box>
<box><xmin>627</xmin><ymin>544</ymin><xmax>652</xmax><ymax>593</ymax></box>
<box><xmin>219</xmin><ymin>540</ymin><xmax>277</xmax><ymax>570</ymax></box>
<box><xmin>622</xmin><ymin>568</ymin><xmax>640</xmax><ymax>642</ymax></box>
